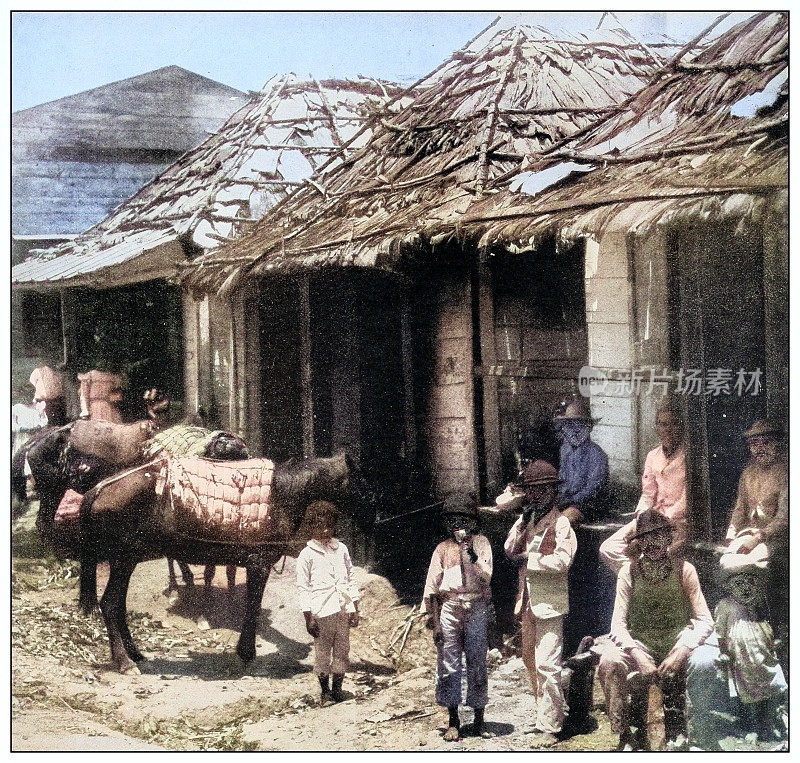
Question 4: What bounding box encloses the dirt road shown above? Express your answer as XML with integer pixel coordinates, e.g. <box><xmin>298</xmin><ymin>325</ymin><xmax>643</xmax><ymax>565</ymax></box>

<box><xmin>12</xmin><ymin>504</ymin><xmax>615</xmax><ymax>752</ymax></box>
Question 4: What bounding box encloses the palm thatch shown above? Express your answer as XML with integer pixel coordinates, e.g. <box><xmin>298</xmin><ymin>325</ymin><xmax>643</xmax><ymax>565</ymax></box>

<box><xmin>12</xmin><ymin>74</ymin><xmax>400</xmax><ymax>290</ymax></box>
<box><xmin>456</xmin><ymin>11</ymin><xmax>788</xmax><ymax>248</ymax></box>
<box><xmin>182</xmin><ymin>18</ymin><xmax>664</xmax><ymax>294</ymax></box>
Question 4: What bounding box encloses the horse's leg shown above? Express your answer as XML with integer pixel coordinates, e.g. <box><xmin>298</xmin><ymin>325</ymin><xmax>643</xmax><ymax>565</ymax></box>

<box><xmin>166</xmin><ymin>558</ymin><xmax>178</xmax><ymax>591</ymax></box>
<box><xmin>177</xmin><ymin>560</ymin><xmax>195</xmax><ymax>588</ymax></box>
<box><xmin>226</xmin><ymin>565</ymin><xmax>237</xmax><ymax>593</ymax></box>
<box><xmin>78</xmin><ymin>555</ymin><xmax>98</xmax><ymax>614</ymax></box>
<box><xmin>117</xmin><ymin>601</ymin><xmax>145</xmax><ymax>665</ymax></box>
<box><xmin>204</xmin><ymin>565</ymin><xmax>216</xmax><ymax>588</ymax></box>
<box><xmin>236</xmin><ymin>561</ymin><xmax>269</xmax><ymax>664</ymax></box>
<box><xmin>100</xmin><ymin>558</ymin><xmax>139</xmax><ymax>673</ymax></box>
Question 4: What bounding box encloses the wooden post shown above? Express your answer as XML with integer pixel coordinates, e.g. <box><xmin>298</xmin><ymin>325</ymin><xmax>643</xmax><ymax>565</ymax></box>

<box><xmin>182</xmin><ymin>293</ymin><xmax>200</xmax><ymax>413</ymax></box>
<box><xmin>197</xmin><ymin>296</ymin><xmax>213</xmax><ymax>423</ymax></box>
<box><xmin>477</xmin><ymin>257</ymin><xmax>502</xmax><ymax>499</ymax></box>
<box><xmin>762</xmin><ymin>194</ymin><xmax>788</xmax><ymax>424</ymax></box>
<box><xmin>400</xmin><ymin>288</ymin><xmax>417</xmax><ymax>467</ymax></box>
<box><xmin>60</xmin><ymin>288</ymin><xmax>79</xmax><ymax>367</ymax></box>
<box><xmin>228</xmin><ymin>297</ymin><xmax>239</xmax><ymax>434</ymax></box>
<box><xmin>243</xmin><ymin>283</ymin><xmax>263</xmax><ymax>455</ymax></box>
<box><xmin>300</xmin><ymin>275</ymin><xmax>314</xmax><ymax>458</ymax></box>
<box><xmin>676</xmin><ymin>229</ymin><xmax>711</xmax><ymax>543</ymax></box>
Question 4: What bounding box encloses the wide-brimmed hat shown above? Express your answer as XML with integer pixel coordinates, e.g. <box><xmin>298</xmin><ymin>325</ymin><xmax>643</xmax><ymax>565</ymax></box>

<box><xmin>553</xmin><ymin>398</ymin><xmax>598</xmax><ymax>425</ymax></box>
<box><xmin>628</xmin><ymin>509</ymin><xmax>675</xmax><ymax>541</ymax></box>
<box><xmin>743</xmin><ymin>419</ymin><xmax>785</xmax><ymax>440</ymax></box>
<box><xmin>441</xmin><ymin>491</ymin><xmax>479</xmax><ymax>519</ymax></box>
<box><xmin>718</xmin><ymin>548</ymin><xmax>769</xmax><ymax>588</ymax></box>
<box><xmin>513</xmin><ymin>460</ymin><xmax>560</xmax><ymax>487</ymax></box>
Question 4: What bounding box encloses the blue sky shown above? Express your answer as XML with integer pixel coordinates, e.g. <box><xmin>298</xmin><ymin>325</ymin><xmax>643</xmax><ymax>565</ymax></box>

<box><xmin>11</xmin><ymin>11</ymin><xmax>753</xmax><ymax>112</ymax></box>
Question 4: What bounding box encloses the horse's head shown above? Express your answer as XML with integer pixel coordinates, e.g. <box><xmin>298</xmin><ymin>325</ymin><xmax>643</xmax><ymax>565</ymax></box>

<box><xmin>143</xmin><ymin>388</ymin><xmax>171</xmax><ymax>427</ymax></box>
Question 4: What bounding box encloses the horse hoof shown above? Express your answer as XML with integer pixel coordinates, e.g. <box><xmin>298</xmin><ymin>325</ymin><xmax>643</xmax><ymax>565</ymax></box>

<box><xmin>117</xmin><ymin>661</ymin><xmax>141</xmax><ymax>675</ymax></box>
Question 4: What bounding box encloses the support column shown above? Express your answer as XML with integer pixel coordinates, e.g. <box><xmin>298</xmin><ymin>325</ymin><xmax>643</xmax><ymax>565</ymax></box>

<box><xmin>300</xmin><ymin>276</ymin><xmax>314</xmax><ymax>458</ymax></box>
<box><xmin>762</xmin><ymin>192</ymin><xmax>788</xmax><ymax>425</ymax></box>
<box><xmin>584</xmin><ymin>234</ymin><xmax>638</xmax><ymax>490</ymax></box>
<box><xmin>477</xmin><ymin>258</ymin><xmax>502</xmax><ymax>498</ymax></box>
<box><xmin>400</xmin><ymin>288</ymin><xmax>417</xmax><ymax>468</ymax></box>
<box><xmin>182</xmin><ymin>293</ymin><xmax>200</xmax><ymax>413</ymax></box>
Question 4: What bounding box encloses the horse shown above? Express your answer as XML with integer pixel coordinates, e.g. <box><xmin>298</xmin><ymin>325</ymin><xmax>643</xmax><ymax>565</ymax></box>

<box><xmin>72</xmin><ymin>450</ymin><xmax>360</xmax><ymax>673</ymax></box>
<box><xmin>23</xmin><ymin>417</ymin><xmax>252</xmax><ymax>609</ymax></box>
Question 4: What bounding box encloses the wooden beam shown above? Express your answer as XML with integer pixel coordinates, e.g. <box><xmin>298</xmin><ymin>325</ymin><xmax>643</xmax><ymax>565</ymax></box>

<box><xmin>243</xmin><ymin>283</ymin><xmax>263</xmax><ymax>455</ymax></box>
<box><xmin>197</xmin><ymin>296</ymin><xmax>213</xmax><ymax>423</ymax></box>
<box><xmin>228</xmin><ymin>297</ymin><xmax>238</xmax><ymax>434</ymax></box>
<box><xmin>762</xmin><ymin>197</ymin><xmax>788</xmax><ymax>424</ymax></box>
<box><xmin>400</xmin><ymin>288</ymin><xmax>417</xmax><ymax>466</ymax></box>
<box><xmin>182</xmin><ymin>293</ymin><xmax>200</xmax><ymax>413</ymax></box>
<box><xmin>477</xmin><ymin>259</ymin><xmax>502</xmax><ymax>499</ymax></box>
<box><xmin>675</xmin><ymin>229</ymin><xmax>711</xmax><ymax>543</ymax></box>
<box><xmin>300</xmin><ymin>276</ymin><xmax>315</xmax><ymax>458</ymax></box>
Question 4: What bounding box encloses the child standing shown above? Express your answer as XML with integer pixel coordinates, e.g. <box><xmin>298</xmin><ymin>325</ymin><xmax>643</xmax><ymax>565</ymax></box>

<box><xmin>423</xmin><ymin>492</ymin><xmax>493</xmax><ymax>741</ymax></box>
<box><xmin>504</xmin><ymin>460</ymin><xmax>577</xmax><ymax>748</ymax></box>
<box><xmin>296</xmin><ymin>500</ymin><xmax>360</xmax><ymax>706</ymax></box>
<box><xmin>715</xmin><ymin>562</ymin><xmax>787</xmax><ymax>741</ymax></box>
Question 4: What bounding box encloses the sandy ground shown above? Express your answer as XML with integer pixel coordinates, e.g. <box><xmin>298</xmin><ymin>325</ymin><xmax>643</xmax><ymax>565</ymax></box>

<box><xmin>16</xmin><ymin>502</ymin><xmax>779</xmax><ymax>752</ymax></box>
<box><xmin>12</xmin><ymin>501</ymin><xmax>624</xmax><ymax>752</ymax></box>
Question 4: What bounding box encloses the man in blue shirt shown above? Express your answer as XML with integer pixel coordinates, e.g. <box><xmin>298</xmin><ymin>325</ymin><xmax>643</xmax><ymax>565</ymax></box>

<box><xmin>554</xmin><ymin>398</ymin><xmax>609</xmax><ymax>527</ymax></box>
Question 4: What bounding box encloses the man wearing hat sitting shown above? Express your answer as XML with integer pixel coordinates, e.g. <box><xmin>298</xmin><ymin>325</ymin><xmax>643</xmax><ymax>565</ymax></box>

<box><xmin>553</xmin><ymin>397</ymin><xmax>609</xmax><ymax>527</ymax></box>
<box><xmin>723</xmin><ymin>419</ymin><xmax>788</xmax><ymax>656</ymax></box>
<box><xmin>423</xmin><ymin>492</ymin><xmax>493</xmax><ymax>741</ymax></box>
<box><xmin>504</xmin><ymin>460</ymin><xmax>577</xmax><ymax>747</ymax></box>
<box><xmin>591</xmin><ymin>510</ymin><xmax>712</xmax><ymax>750</ymax></box>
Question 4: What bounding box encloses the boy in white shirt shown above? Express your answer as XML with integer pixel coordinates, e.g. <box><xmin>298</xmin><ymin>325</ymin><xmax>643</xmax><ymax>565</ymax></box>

<box><xmin>296</xmin><ymin>500</ymin><xmax>360</xmax><ymax>706</ymax></box>
<box><xmin>423</xmin><ymin>492</ymin><xmax>493</xmax><ymax>741</ymax></box>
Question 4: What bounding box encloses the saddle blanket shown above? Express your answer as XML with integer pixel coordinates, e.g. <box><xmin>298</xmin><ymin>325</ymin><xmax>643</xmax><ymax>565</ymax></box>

<box><xmin>55</xmin><ymin>488</ymin><xmax>84</xmax><ymax>527</ymax></box>
<box><xmin>161</xmin><ymin>456</ymin><xmax>275</xmax><ymax>538</ymax></box>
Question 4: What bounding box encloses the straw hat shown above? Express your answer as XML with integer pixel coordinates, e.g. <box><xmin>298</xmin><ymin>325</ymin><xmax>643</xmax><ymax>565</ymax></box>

<box><xmin>742</xmin><ymin>419</ymin><xmax>784</xmax><ymax>440</ymax></box>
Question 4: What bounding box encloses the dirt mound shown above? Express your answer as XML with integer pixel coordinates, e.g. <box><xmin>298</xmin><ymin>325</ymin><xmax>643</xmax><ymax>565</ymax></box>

<box><xmin>350</xmin><ymin>571</ymin><xmax>435</xmax><ymax>674</ymax></box>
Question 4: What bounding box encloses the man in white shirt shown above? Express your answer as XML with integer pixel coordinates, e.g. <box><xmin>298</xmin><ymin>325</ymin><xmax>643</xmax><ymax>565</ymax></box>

<box><xmin>504</xmin><ymin>460</ymin><xmax>577</xmax><ymax>747</ymax></box>
<box><xmin>296</xmin><ymin>500</ymin><xmax>360</xmax><ymax>705</ymax></box>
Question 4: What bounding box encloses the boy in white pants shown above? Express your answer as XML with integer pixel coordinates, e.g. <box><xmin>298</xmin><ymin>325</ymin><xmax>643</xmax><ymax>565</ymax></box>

<box><xmin>297</xmin><ymin>500</ymin><xmax>360</xmax><ymax>705</ymax></box>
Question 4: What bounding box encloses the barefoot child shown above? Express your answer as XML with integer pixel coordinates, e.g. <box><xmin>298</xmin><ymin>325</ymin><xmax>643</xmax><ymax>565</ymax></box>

<box><xmin>297</xmin><ymin>500</ymin><xmax>360</xmax><ymax>706</ymax></box>
<box><xmin>424</xmin><ymin>492</ymin><xmax>493</xmax><ymax>741</ymax></box>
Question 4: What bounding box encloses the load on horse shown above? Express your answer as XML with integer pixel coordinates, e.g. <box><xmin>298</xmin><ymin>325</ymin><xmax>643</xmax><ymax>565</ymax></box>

<box><xmin>74</xmin><ymin>449</ymin><xmax>360</xmax><ymax>672</ymax></box>
<box><xmin>24</xmin><ymin>417</ymin><xmax>251</xmax><ymax>609</ymax></box>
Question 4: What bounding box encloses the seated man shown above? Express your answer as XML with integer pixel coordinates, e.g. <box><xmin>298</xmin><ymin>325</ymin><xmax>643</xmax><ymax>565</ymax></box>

<box><xmin>722</xmin><ymin>420</ymin><xmax>788</xmax><ymax>654</ymax></box>
<box><xmin>553</xmin><ymin>398</ymin><xmax>609</xmax><ymax>527</ymax></box>
<box><xmin>600</xmin><ymin>398</ymin><xmax>686</xmax><ymax>574</ymax></box>
<box><xmin>591</xmin><ymin>510</ymin><xmax>712</xmax><ymax>750</ymax></box>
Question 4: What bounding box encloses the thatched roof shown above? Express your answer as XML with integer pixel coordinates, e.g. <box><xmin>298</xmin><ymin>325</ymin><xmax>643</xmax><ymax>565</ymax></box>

<box><xmin>182</xmin><ymin>19</ymin><xmax>663</xmax><ymax>294</ymax></box>
<box><xmin>12</xmin><ymin>74</ymin><xmax>399</xmax><ymax>290</ymax></box>
<box><xmin>456</xmin><ymin>11</ymin><xmax>788</xmax><ymax>247</ymax></box>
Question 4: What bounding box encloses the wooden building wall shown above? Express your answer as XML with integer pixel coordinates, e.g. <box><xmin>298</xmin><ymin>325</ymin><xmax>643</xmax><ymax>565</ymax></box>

<box><xmin>584</xmin><ymin>233</ymin><xmax>639</xmax><ymax>489</ymax></box>
<box><xmin>13</xmin><ymin>66</ymin><xmax>247</xmax><ymax>237</ymax></box>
